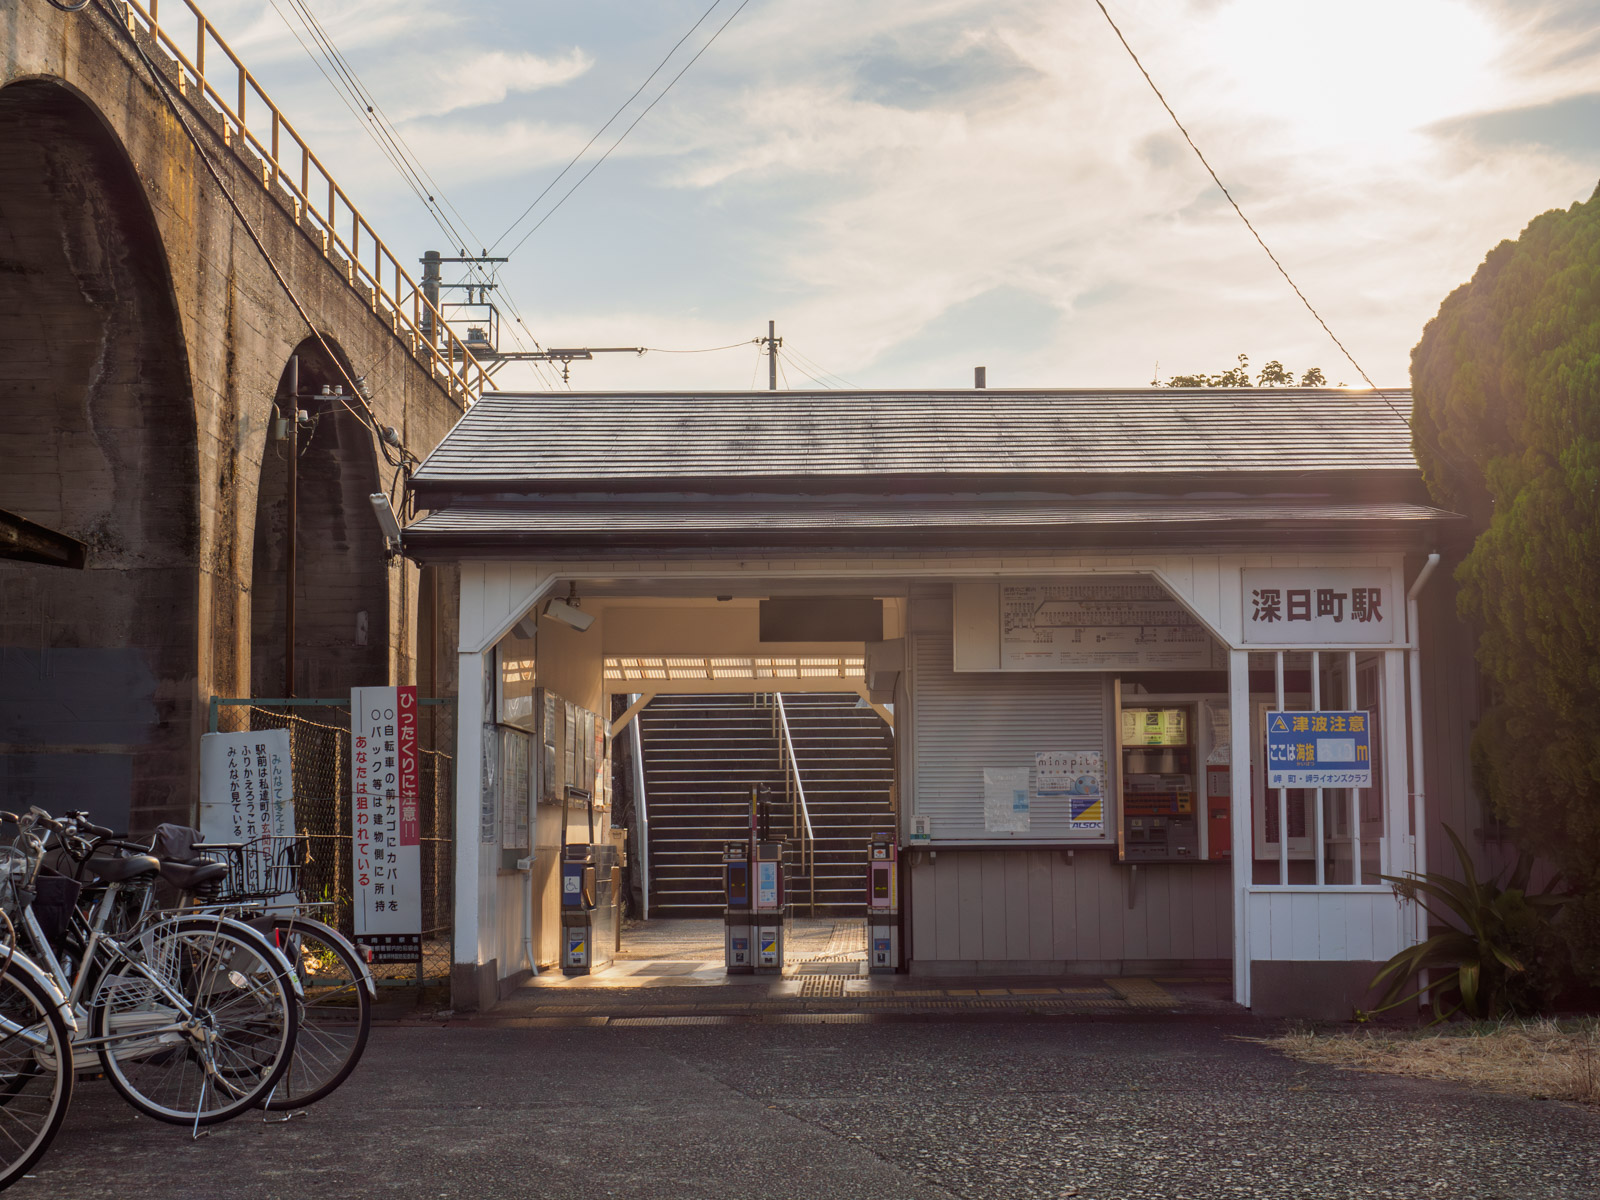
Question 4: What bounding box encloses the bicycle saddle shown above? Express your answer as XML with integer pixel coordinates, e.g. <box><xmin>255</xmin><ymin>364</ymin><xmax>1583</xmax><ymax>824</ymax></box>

<box><xmin>158</xmin><ymin>858</ymin><xmax>228</xmax><ymax>891</ymax></box>
<box><xmin>85</xmin><ymin>854</ymin><xmax>160</xmax><ymax>882</ymax></box>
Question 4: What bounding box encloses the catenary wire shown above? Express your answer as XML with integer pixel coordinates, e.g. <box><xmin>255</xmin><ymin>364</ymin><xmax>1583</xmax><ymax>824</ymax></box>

<box><xmin>503</xmin><ymin>0</ymin><xmax>753</xmax><ymax>259</ymax></box>
<box><xmin>274</xmin><ymin>0</ymin><xmax>568</xmax><ymax>391</ymax></box>
<box><xmin>93</xmin><ymin>0</ymin><xmax>424</xmax><ymax>473</ymax></box>
<box><xmin>644</xmin><ymin>339</ymin><xmax>759</xmax><ymax>354</ymax></box>
<box><xmin>1090</xmin><ymin>0</ymin><xmax>1410</xmax><ymax>427</ymax></box>
<box><xmin>488</xmin><ymin>0</ymin><xmax>730</xmax><ymax>253</ymax></box>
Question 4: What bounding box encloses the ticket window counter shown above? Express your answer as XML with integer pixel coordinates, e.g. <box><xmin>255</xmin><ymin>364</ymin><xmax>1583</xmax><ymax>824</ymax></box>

<box><xmin>1114</xmin><ymin>693</ymin><xmax>1234</xmax><ymax>865</ymax></box>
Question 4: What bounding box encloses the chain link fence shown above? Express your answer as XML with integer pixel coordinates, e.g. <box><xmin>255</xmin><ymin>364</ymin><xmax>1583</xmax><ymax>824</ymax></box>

<box><xmin>208</xmin><ymin>697</ymin><xmax>454</xmax><ymax>984</ymax></box>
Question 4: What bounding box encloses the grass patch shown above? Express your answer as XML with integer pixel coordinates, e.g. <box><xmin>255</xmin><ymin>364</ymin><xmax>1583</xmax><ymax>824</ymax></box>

<box><xmin>1262</xmin><ymin>1018</ymin><xmax>1600</xmax><ymax>1108</ymax></box>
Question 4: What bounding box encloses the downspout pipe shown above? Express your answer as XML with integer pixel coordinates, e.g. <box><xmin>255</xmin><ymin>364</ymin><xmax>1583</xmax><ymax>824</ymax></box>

<box><xmin>1406</xmin><ymin>552</ymin><xmax>1441</xmax><ymax>950</ymax></box>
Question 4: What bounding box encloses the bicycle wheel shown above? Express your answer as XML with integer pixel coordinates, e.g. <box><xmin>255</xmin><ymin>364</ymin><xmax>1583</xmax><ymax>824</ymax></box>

<box><xmin>91</xmin><ymin>916</ymin><xmax>298</xmax><ymax>1125</ymax></box>
<box><xmin>261</xmin><ymin>917</ymin><xmax>372</xmax><ymax>1109</ymax></box>
<box><xmin>0</xmin><ymin>964</ymin><xmax>73</xmax><ymax>1188</ymax></box>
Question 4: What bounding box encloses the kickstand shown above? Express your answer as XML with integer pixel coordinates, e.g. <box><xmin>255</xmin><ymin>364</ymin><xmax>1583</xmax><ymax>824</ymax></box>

<box><xmin>261</xmin><ymin>1083</ymin><xmax>308</xmax><ymax>1124</ymax></box>
<box><xmin>191</xmin><ymin>1078</ymin><xmax>210</xmax><ymax>1141</ymax></box>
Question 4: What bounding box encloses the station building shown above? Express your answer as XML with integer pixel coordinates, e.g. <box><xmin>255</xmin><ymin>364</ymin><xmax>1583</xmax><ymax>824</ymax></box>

<box><xmin>402</xmin><ymin>387</ymin><xmax>1489</xmax><ymax>1018</ymax></box>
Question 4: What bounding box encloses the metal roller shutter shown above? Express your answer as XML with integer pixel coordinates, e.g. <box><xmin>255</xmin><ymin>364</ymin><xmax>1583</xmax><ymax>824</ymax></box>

<box><xmin>911</xmin><ymin>617</ymin><xmax>1113</xmax><ymax>844</ymax></box>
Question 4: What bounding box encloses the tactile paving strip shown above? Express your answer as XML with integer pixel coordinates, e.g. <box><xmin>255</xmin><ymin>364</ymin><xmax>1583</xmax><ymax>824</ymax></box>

<box><xmin>799</xmin><ymin>976</ymin><xmax>847</xmax><ymax>998</ymax></box>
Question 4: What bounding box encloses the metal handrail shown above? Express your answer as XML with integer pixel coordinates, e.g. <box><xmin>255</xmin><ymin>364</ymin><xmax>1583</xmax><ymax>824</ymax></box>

<box><xmin>772</xmin><ymin>693</ymin><xmax>816</xmax><ymax>914</ymax></box>
<box><xmin>116</xmin><ymin>0</ymin><xmax>491</xmax><ymax>404</ymax></box>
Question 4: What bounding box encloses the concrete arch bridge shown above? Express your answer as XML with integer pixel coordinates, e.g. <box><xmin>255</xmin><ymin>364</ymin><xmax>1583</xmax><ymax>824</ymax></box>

<box><xmin>1</xmin><ymin>0</ymin><xmax>480</xmax><ymax>830</ymax></box>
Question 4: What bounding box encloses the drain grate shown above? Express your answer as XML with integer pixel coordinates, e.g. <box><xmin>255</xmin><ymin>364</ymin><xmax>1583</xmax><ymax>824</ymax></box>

<box><xmin>799</xmin><ymin>976</ymin><xmax>847</xmax><ymax>998</ymax></box>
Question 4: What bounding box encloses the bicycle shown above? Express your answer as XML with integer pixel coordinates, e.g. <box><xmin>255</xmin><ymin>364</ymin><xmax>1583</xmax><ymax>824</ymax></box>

<box><xmin>141</xmin><ymin>826</ymin><xmax>374</xmax><ymax>1111</ymax></box>
<box><xmin>2</xmin><ymin>808</ymin><xmax>301</xmax><ymax>1128</ymax></box>
<box><xmin>0</xmin><ymin>903</ymin><xmax>74</xmax><ymax>1190</ymax></box>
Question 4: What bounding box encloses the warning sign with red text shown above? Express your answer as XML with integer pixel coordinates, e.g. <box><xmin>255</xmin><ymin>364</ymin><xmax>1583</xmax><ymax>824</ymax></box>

<box><xmin>351</xmin><ymin>685</ymin><xmax>422</xmax><ymax>963</ymax></box>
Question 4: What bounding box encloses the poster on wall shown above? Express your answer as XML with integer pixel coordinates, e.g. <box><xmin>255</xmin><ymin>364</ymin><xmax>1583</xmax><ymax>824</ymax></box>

<box><xmin>983</xmin><ymin>767</ymin><xmax>1032</xmax><ymax>832</ymax></box>
<box><xmin>351</xmin><ymin>685</ymin><xmax>422</xmax><ymax>964</ymax></box>
<box><xmin>1036</xmin><ymin>750</ymin><xmax>1106</xmax><ymax>832</ymax></box>
<box><xmin>1000</xmin><ymin>581</ymin><xmax>1219</xmax><ymax>670</ymax></box>
<box><xmin>501</xmin><ymin>728</ymin><xmax>531</xmax><ymax>849</ymax></box>
<box><xmin>199</xmin><ymin>729</ymin><xmax>295</xmax><ymax>843</ymax></box>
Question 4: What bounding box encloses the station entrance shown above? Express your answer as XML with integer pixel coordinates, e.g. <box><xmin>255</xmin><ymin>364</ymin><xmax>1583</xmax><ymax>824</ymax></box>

<box><xmin>493</xmin><ymin>594</ymin><xmax>903</xmax><ymax>988</ymax></box>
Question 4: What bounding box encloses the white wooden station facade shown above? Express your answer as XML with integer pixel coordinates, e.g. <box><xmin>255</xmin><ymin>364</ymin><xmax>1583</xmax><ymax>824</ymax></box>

<box><xmin>404</xmin><ymin>388</ymin><xmax>1480</xmax><ymax>1017</ymax></box>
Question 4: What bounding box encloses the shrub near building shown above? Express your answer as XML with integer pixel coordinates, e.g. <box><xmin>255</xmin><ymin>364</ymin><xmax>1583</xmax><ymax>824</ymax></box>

<box><xmin>1411</xmin><ymin>182</ymin><xmax>1600</xmax><ymax>987</ymax></box>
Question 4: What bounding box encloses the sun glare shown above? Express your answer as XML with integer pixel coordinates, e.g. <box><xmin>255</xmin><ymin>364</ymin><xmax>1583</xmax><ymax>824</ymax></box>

<box><xmin>1205</xmin><ymin>0</ymin><xmax>1501</xmax><ymax>154</ymax></box>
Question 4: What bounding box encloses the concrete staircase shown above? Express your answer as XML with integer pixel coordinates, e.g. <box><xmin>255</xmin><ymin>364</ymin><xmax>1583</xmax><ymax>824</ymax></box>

<box><xmin>638</xmin><ymin>693</ymin><xmax>894</xmax><ymax>918</ymax></box>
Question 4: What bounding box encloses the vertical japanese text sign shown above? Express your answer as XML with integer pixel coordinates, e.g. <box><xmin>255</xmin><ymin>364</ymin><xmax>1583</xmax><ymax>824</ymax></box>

<box><xmin>199</xmin><ymin>728</ymin><xmax>294</xmax><ymax>844</ymax></box>
<box><xmin>351</xmin><ymin>685</ymin><xmax>422</xmax><ymax>964</ymax></box>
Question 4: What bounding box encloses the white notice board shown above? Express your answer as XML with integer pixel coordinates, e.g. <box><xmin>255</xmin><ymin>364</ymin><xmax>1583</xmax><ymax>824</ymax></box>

<box><xmin>199</xmin><ymin>729</ymin><xmax>294</xmax><ymax>842</ymax></box>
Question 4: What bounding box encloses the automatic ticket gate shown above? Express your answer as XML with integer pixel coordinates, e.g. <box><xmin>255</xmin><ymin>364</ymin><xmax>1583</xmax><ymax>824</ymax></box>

<box><xmin>752</xmin><ymin>839</ymin><xmax>789</xmax><ymax>973</ymax></box>
<box><xmin>866</xmin><ymin>832</ymin><xmax>902</xmax><ymax>974</ymax></box>
<box><xmin>723</xmin><ymin>841</ymin><xmax>752</xmax><ymax>973</ymax></box>
<box><xmin>725</xmin><ymin>838</ymin><xmax>789</xmax><ymax>974</ymax></box>
<box><xmin>561</xmin><ymin>842</ymin><xmax>619</xmax><ymax>975</ymax></box>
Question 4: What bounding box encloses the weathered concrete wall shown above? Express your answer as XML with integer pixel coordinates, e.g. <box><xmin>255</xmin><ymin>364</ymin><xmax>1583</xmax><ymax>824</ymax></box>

<box><xmin>0</xmin><ymin>0</ymin><xmax>463</xmax><ymax>829</ymax></box>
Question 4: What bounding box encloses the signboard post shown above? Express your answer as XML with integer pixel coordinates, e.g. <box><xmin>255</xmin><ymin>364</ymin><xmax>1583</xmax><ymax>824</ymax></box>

<box><xmin>352</xmin><ymin>685</ymin><xmax>422</xmax><ymax>964</ymax></box>
<box><xmin>1265</xmin><ymin>710</ymin><xmax>1372</xmax><ymax>789</ymax></box>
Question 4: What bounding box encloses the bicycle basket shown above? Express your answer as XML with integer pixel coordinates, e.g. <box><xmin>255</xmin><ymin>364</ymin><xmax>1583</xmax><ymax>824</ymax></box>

<box><xmin>0</xmin><ymin>846</ymin><xmax>27</xmax><ymax>918</ymax></box>
<box><xmin>210</xmin><ymin>835</ymin><xmax>306</xmax><ymax>903</ymax></box>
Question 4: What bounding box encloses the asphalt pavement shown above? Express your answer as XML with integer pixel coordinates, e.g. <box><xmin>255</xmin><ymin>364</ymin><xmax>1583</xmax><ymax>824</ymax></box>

<box><xmin>14</xmin><ymin>1017</ymin><xmax>1599</xmax><ymax>1200</ymax></box>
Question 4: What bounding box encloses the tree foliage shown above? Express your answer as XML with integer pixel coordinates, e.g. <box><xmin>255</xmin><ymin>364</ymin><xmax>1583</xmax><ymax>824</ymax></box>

<box><xmin>1161</xmin><ymin>353</ymin><xmax>1328</xmax><ymax>388</ymax></box>
<box><xmin>1410</xmin><ymin>183</ymin><xmax>1600</xmax><ymax>905</ymax></box>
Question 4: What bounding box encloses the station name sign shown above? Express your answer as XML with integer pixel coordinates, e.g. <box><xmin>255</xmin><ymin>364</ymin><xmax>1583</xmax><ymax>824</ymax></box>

<box><xmin>1241</xmin><ymin>568</ymin><xmax>1397</xmax><ymax>645</ymax></box>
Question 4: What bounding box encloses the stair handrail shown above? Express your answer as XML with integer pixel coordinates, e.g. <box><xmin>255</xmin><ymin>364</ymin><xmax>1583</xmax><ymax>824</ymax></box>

<box><xmin>772</xmin><ymin>693</ymin><xmax>817</xmax><ymax>915</ymax></box>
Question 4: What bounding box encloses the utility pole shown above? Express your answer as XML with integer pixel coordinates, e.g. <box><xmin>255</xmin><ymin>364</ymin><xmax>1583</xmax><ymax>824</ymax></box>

<box><xmin>760</xmin><ymin>319</ymin><xmax>782</xmax><ymax>390</ymax></box>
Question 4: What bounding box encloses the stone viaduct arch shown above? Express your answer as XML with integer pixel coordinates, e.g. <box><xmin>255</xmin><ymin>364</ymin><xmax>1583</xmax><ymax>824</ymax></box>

<box><xmin>1</xmin><ymin>3</ymin><xmax>466</xmax><ymax>830</ymax></box>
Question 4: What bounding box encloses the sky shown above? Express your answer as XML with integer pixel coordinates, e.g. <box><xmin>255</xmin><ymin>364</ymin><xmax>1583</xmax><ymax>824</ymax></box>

<box><xmin>197</xmin><ymin>0</ymin><xmax>1600</xmax><ymax>392</ymax></box>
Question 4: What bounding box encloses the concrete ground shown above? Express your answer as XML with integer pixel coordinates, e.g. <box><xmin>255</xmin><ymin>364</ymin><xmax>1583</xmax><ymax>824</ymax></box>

<box><xmin>16</xmin><ymin>1017</ymin><xmax>1599</xmax><ymax>1200</ymax></box>
<box><xmin>464</xmin><ymin>918</ymin><xmax>1236</xmax><ymax>1021</ymax></box>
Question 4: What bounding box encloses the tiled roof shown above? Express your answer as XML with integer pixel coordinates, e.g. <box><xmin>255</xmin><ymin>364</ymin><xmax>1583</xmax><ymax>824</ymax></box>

<box><xmin>410</xmin><ymin>389</ymin><xmax>1416</xmax><ymax>488</ymax></box>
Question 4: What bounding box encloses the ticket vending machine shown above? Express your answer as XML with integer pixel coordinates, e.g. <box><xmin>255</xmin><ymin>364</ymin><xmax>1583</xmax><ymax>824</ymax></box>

<box><xmin>752</xmin><ymin>840</ymin><xmax>789</xmax><ymax>974</ymax></box>
<box><xmin>723</xmin><ymin>840</ymin><xmax>753</xmax><ymax>974</ymax></box>
<box><xmin>866</xmin><ymin>833</ymin><xmax>901</xmax><ymax>974</ymax></box>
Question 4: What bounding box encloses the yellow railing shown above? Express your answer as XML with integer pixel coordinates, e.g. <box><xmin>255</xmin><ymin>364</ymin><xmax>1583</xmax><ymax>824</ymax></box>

<box><xmin>119</xmin><ymin>0</ymin><xmax>491</xmax><ymax>404</ymax></box>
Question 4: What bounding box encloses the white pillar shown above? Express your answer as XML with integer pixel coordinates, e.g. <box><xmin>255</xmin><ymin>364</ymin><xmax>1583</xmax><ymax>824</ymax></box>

<box><xmin>1228</xmin><ymin>648</ymin><xmax>1253</xmax><ymax>1007</ymax></box>
<box><xmin>453</xmin><ymin>647</ymin><xmax>485</xmax><ymax>975</ymax></box>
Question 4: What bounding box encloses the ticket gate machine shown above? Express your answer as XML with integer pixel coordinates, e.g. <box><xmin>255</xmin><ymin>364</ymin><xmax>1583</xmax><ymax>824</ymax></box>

<box><xmin>752</xmin><ymin>839</ymin><xmax>789</xmax><ymax>974</ymax></box>
<box><xmin>866</xmin><ymin>833</ymin><xmax>901</xmax><ymax>974</ymax></box>
<box><xmin>561</xmin><ymin>843</ymin><xmax>618</xmax><ymax>975</ymax></box>
<box><xmin>723</xmin><ymin>841</ymin><xmax>753</xmax><ymax>974</ymax></box>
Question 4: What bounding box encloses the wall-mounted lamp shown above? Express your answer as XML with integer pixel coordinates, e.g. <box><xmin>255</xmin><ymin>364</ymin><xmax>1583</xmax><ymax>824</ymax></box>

<box><xmin>368</xmin><ymin>492</ymin><xmax>402</xmax><ymax>558</ymax></box>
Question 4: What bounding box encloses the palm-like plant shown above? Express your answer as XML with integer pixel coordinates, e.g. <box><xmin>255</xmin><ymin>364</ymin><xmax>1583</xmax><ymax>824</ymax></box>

<box><xmin>1362</xmin><ymin>826</ymin><xmax>1566</xmax><ymax>1022</ymax></box>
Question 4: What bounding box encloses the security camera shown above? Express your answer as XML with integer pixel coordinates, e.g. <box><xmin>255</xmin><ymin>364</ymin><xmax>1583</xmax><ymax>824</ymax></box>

<box><xmin>368</xmin><ymin>493</ymin><xmax>402</xmax><ymax>555</ymax></box>
<box><xmin>542</xmin><ymin>598</ymin><xmax>594</xmax><ymax>633</ymax></box>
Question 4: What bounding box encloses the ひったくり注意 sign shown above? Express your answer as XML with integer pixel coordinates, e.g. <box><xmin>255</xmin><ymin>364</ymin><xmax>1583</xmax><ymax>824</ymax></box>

<box><xmin>1265</xmin><ymin>710</ymin><xmax>1372</xmax><ymax>788</ymax></box>
<box><xmin>1242</xmin><ymin>569</ymin><xmax>1397</xmax><ymax>644</ymax></box>
<box><xmin>351</xmin><ymin>685</ymin><xmax>422</xmax><ymax>964</ymax></box>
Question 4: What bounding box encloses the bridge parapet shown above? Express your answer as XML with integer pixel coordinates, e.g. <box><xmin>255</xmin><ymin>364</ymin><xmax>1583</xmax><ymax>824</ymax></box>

<box><xmin>115</xmin><ymin>0</ymin><xmax>490</xmax><ymax>404</ymax></box>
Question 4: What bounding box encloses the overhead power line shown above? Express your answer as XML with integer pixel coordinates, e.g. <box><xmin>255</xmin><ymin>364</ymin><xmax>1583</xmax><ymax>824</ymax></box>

<box><xmin>1090</xmin><ymin>0</ymin><xmax>1408</xmax><ymax>424</ymax></box>
<box><xmin>272</xmin><ymin>0</ymin><xmax>568</xmax><ymax>390</ymax></box>
<box><xmin>488</xmin><ymin>0</ymin><xmax>729</xmax><ymax>253</ymax></box>
<box><xmin>500</xmin><ymin>0</ymin><xmax>754</xmax><ymax>259</ymax></box>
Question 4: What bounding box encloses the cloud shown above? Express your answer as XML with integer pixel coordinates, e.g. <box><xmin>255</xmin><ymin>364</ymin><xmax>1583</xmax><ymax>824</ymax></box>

<box><xmin>409</xmin><ymin>48</ymin><xmax>593</xmax><ymax>120</ymax></box>
<box><xmin>186</xmin><ymin>0</ymin><xmax>1600</xmax><ymax>392</ymax></box>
